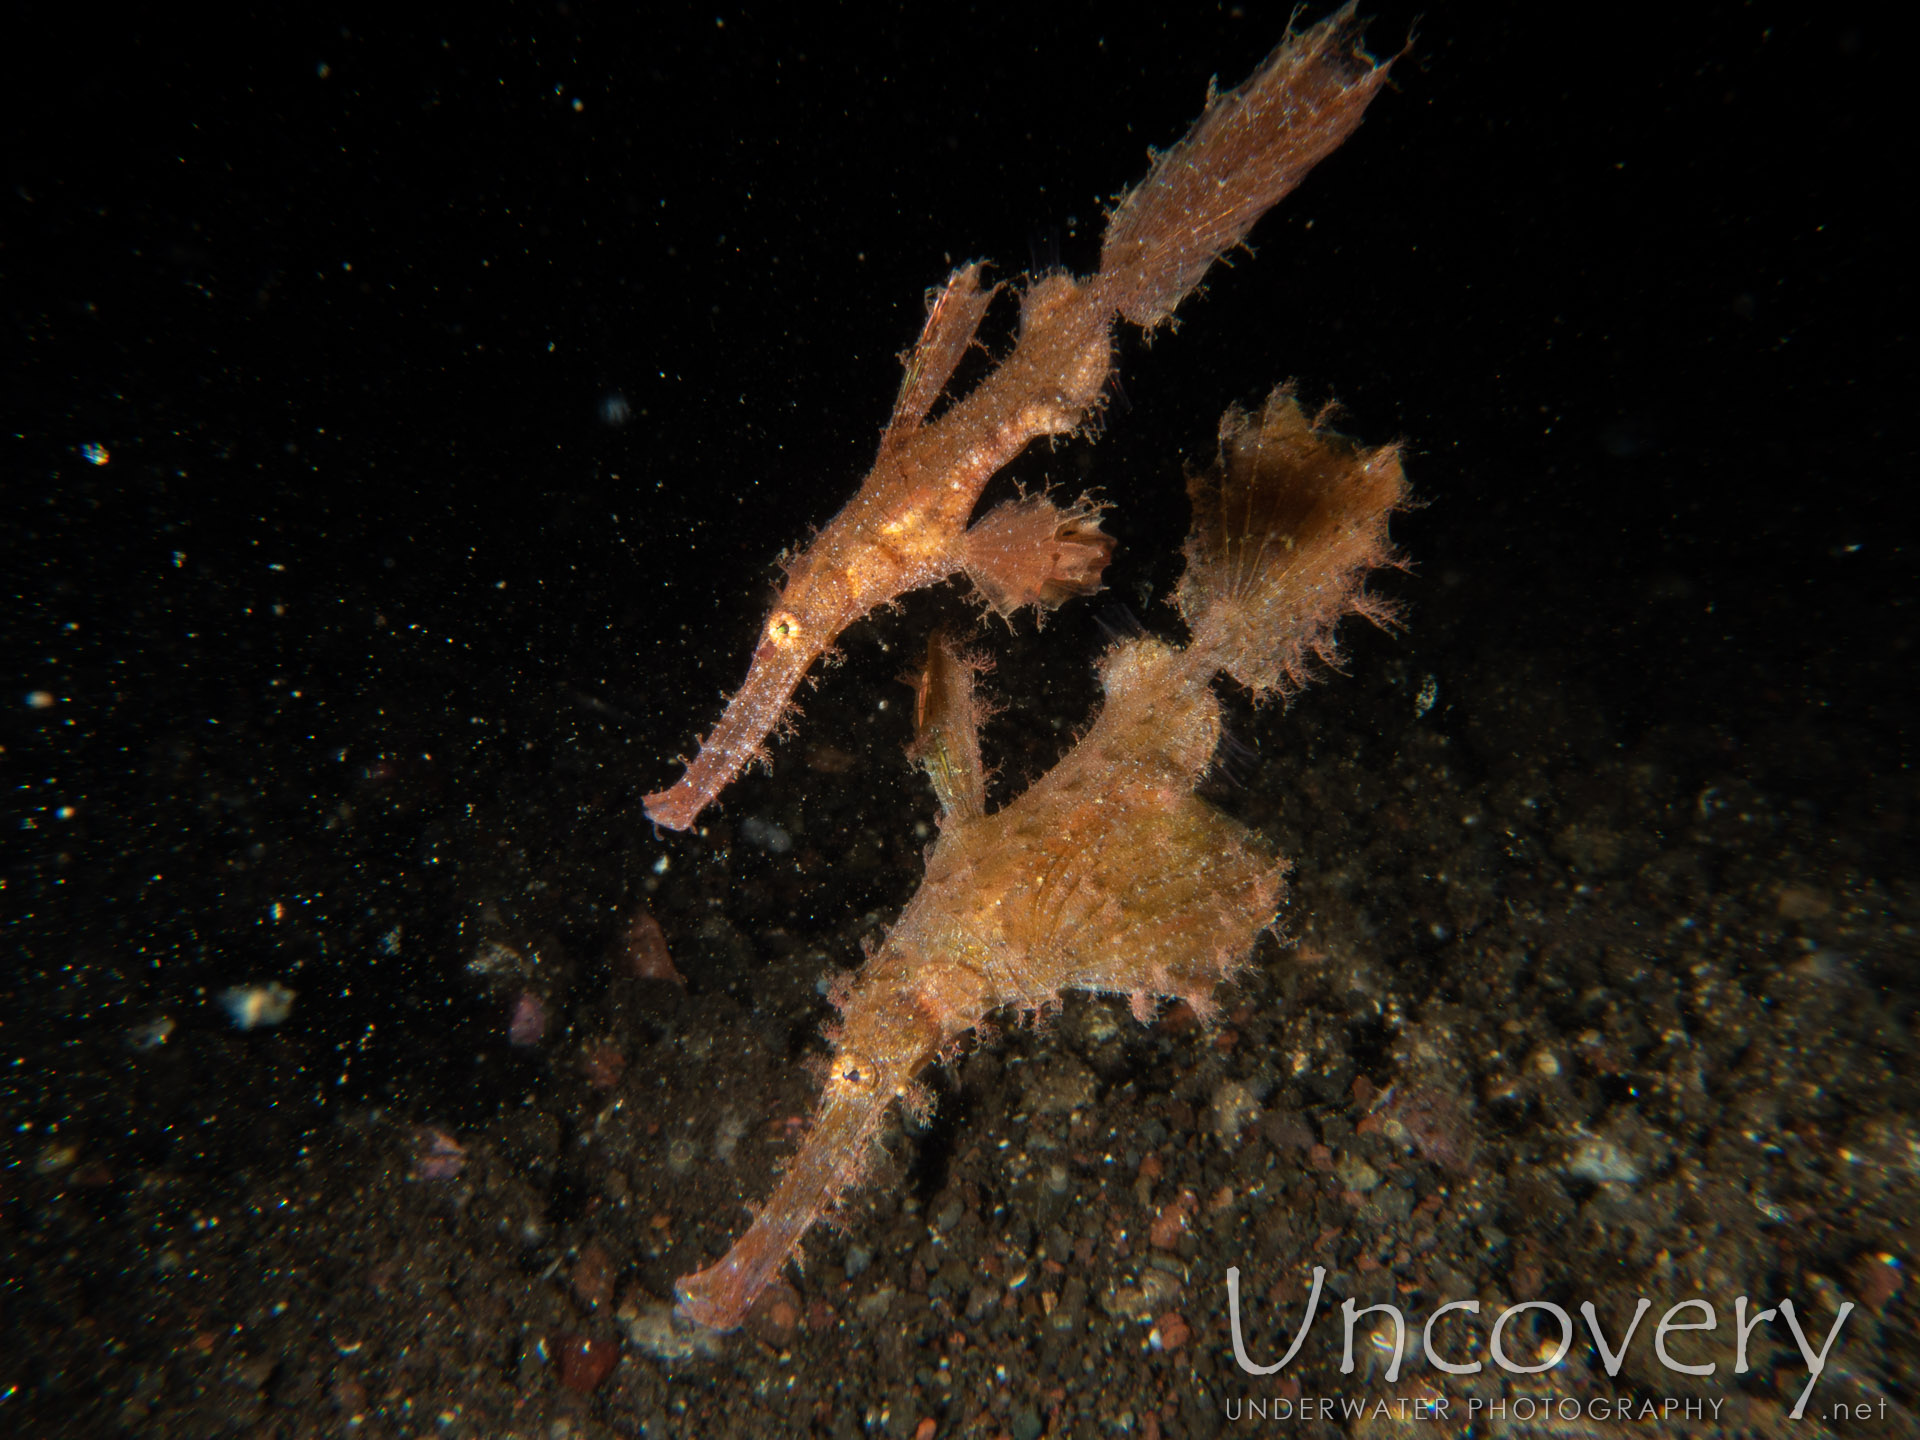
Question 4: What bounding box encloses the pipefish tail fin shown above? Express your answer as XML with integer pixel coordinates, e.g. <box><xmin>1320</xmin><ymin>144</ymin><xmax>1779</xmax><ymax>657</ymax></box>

<box><xmin>1176</xmin><ymin>386</ymin><xmax>1407</xmax><ymax>701</ymax></box>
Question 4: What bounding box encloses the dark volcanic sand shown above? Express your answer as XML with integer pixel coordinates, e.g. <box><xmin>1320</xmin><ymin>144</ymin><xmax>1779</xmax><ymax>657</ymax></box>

<box><xmin>6</xmin><ymin>6</ymin><xmax>1912</xmax><ymax>1438</ymax></box>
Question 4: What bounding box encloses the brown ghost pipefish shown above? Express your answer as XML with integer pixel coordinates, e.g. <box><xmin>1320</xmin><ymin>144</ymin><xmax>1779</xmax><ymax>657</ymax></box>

<box><xmin>642</xmin><ymin>6</ymin><xmax>1393</xmax><ymax>831</ymax></box>
<box><xmin>674</xmin><ymin>387</ymin><xmax>1410</xmax><ymax>1331</ymax></box>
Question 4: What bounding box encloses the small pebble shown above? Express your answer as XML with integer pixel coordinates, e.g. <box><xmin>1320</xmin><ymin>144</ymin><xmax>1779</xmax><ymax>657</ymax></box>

<box><xmin>1149</xmin><ymin>1312</ymin><xmax>1192</xmax><ymax>1352</ymax></box>
<box><xmin>220</xmin><ymin>982</ymin><xmax>295</xmax><ymax>1031</ymax></box>
<box><xmin>1565</xmin><ymin>1135</ymin><xmax>1640</xmax><ymax>1185</ymax></box>
<box><xmin>620</xmin><ymin>1300</ymin><xmax>724</xmax><ymax>1363</ymax></box>
<box><xmin>1333</xmin><ymin>1154</ymin><xmax>1381</xmax><ymax>1194</ymax></box>
<box><xmin>1209</xmin><ymin>1079</ymin><xmax>1262</xmax><ymax>1142</ymax></box>
<box><xmin>1149</xmin><ymin>1190</ymin><xmax>1197</xmax><ymax>1250</ymax></box>
<box><xmin>746</xmin><ymin>1281</ymin><xmax>801</xmax><ymax>1345</ymax></box>
<box><xmin>618</xmin><ymin>906</ymin><xmax>683</xmax><ymax>984</ymax></box>
<box><xmin>413</xmin><ymin>1128</ymin><xmax>466</xmax><ymax>1181</ymax></box>
<box><xmin>555</xmin><ymin>1334</ymin><xmax>618</xmax><ymax>1393</ymax></box>
<box><xmin>740</xmin><ymin>815</ymin><xmax>793</xmax><ymax>854</ymax></box>
<box><xmin>508</xmin><ymin>990</ymin><xmax>548</xmax><ymax>1046</ymax></box>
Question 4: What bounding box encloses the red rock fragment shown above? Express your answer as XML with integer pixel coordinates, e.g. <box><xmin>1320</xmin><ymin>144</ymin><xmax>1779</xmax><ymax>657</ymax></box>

<box><xmin>913</xmin><ymin>1420</ymin><xmax>938</xmax><ymax>1440</ymax></box>
<box><xmin>746</xmin><ymin>1280</ymin><xmax>801</xmax><ymax>1345</ymax></box>
<box><xmin>1149</xmin><ymin>1190</ymin><xmax>1197</xmax><ymax>1250</ymax></box>
<box><xmin>413</xmin><ymin>1127</ymin><xmax>467</xmax><ymax>1181</ymax></box>
<box><xmin>617</xmin><ymin>905</ymin><xmax>682</xmax><ymax>985</ymax></box>
<box><xmin>508</xmin><ymin>989</ymin><xmax>548</xmax><ymax>1046</ymax></box>
<box><xmin>571</xmin><ymin>1242</ymin><xmax>615</xmax><ymax>1311</ymax></box>
<box><xmin>1261</xmin><ymin>1111</ymin><xmax>1314</xmax><ymax>1152</ymax></box>
<box><xmin>1150</xmin><ymin>1312</ymin><xmax>1191</xmax><ymax>1352</ymax></box>
<box><xmin>1384</xmin><ymin>1083</ymin><xmax>1477</xmax><ymax>1174</ymax></box>
<box><xmin>1850</xmin><ymin>1252</ymin><xmax>1904</xmax><ymax>1315</ymax></box>
<box><xmin>580</xmin><ymin>1039</ymin><xmax>625</xmax><ymax>1090</ymax></box>
<box><xmin>556</xmin><ymin>1333</ymin><xmax>618</xmax><ymax>1393</ymax></box>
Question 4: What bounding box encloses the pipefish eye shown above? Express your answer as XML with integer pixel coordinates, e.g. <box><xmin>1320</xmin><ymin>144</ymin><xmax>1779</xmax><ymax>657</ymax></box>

<box><xmin>767</xmin><ymin>611</ymin><xmax>802</xmax><ymax>645</ymax></box>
